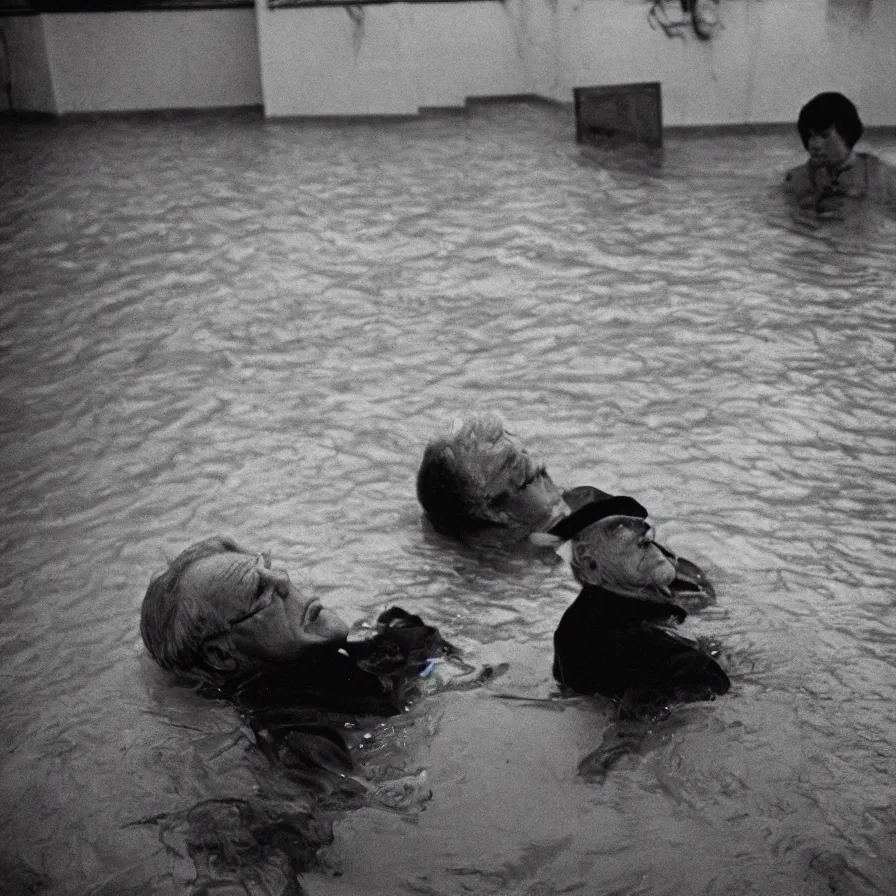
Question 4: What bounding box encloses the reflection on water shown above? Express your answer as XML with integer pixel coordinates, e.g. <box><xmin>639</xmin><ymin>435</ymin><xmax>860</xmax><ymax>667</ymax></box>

<box><xmin>0</xmin><ymin>104</ymin><xmax>894</xmax><ymax>895</ymax></box>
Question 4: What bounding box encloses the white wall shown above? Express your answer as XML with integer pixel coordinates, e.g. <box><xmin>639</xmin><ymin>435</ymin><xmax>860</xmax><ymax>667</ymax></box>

<box><xmin>41</xmin><ymin>9</ymin><xmax>262</xmax><ymax>113</ymax></box>
<box><xmin>254</xmin><ymin>1</ymin><xmax>532</xmax><ymax>117</ymax></box>
<box><xmin>541</xmin><ymin>0</ymin><xmax>896</xmax><ymax>127</ymax></box>
<box><xmin>2</xmin><ymin>0</ymin><xmax>894</xmax><ymax>125</ymax></box>
<box><xmin>0</xmin><ymin>15</ymin><xmax>57</xmax><ymax>114</ymax></box>
<box><xmin>254</xmin><ymin>0</ymin><xmax>896</xmax><ymax>126</ymax></box>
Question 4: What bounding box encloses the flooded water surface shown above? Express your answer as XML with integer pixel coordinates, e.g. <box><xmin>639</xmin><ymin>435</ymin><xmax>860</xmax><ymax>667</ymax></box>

<box><xmin>1</xmin><ymin>104</ymin><xmax>894</xmax><ymax>895</ymax></box>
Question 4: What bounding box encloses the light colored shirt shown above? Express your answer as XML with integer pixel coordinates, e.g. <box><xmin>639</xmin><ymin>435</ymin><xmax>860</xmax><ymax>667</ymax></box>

<box><xmin>783</xmin><ymin>152</ymin><xmax>896</xmax><ymax>217</ymax></box>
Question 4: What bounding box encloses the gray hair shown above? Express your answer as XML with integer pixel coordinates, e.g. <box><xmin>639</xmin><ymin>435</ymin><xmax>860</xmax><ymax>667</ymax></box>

<box><xmin>416</xmin><ymin>414</ymin><xmax>521</xmax><ymax>535</ymax></box>
<box><xmin>140</xmin><ymin>535</ymin><xmax>246</xmax><ymax>680</ymax></box>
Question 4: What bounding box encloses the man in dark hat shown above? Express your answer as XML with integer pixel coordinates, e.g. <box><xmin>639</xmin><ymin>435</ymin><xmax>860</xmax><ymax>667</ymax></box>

<box><xmin>544</xmin><ymin>496</ymin><xmax>730</xmax><ymax>780</ymax></box>
<box><xmin>545</xmin><ymin>497</ymin><xmax>729</xmax><ymax>704</ymax></box>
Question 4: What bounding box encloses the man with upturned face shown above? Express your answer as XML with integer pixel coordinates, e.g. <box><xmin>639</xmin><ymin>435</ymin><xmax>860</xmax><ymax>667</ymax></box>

<box><xmin>141</xmin><ymin>535</ymin><xmax>455</xmax><ymax>711</ymax></box>
<box><xmin>142</xmin><ymin>537</ymin><xmax>350</xmax><ymax>683</ymax></box>
<box><xmin>546</xmin><ymin>498</ymin><xmax>729</xmax><ymax>704</ymax></box>
<box><xmin>416</xmin><ymin>414</ymin><xmax>572</xmax><ymax>539</ymax></box>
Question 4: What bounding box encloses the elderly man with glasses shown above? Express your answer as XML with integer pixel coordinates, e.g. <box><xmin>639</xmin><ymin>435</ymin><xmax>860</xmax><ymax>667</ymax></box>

<box><xmin>139</xmin><ymin>535</ymin><xmax>465</xmax><ymax>892</ymax></box>
<box><xmin>140</xmin><ymin>535</ymin><xmax>455</xmax><ymax>708</ymax></box>
<box><xmin>141</xmin><ymin>536</ymin><xmax>351</xmax><ymax>685</ymax></box>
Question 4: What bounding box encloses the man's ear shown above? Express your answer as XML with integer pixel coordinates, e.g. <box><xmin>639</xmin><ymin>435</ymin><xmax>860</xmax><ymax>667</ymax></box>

<box><xmin>200</xmin><ymin>635</ymin><xmax>240</xmax><ymax>673</ymax></box>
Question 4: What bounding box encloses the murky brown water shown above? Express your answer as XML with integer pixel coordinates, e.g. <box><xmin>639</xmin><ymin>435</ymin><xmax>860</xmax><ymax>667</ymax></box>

<box><xmin>1</xmin><ymin>103</ymin><xmax>894</xmax><ymax>896</ymax></box>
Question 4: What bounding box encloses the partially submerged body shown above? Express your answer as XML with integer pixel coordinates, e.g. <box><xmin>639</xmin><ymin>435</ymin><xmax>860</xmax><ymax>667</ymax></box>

<box><xmin>139</xmin><ymin>539</ymin><xmax>469</xmax><ymax>891</ymax></box>
<box><xmin>549</xmin><ymin>497</ymin><xmax>726</xmax><ymax>701</ymax></box>
<box><xmin>553</xmin><ymin>586</ymin><xmax>728</xmax><ymax>703</ymax></box>
<box><xmin>783</xmin><ymin>92</ymin><xmax>896</xmax><ymax>223</ymax></box>
<box><xmin>416</xmin><ymin>416</ymin><xmax>713</xmax><ymax>595</ymax></box>
<box><xmin>546</xmin><ymin>498</ymin><xmax>730</xmax><ymax>779</ymax></box>
<box><xmin>416</xmin><ymin>415</ymin><xmax>570</xmax><ymax>540</ymax></box>
<box><xmin>784</xmin><ymin>151</ymin><xmax>896</xmax><ymax>220</ymax></box>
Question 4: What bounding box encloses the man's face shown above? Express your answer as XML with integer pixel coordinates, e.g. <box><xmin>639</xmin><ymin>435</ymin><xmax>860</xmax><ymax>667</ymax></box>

<box><xmin>807</xmin><ymin>126</ymin><xmax>851</xmax><ymax>167</ymax></box>
<box><xmin>572</xmin><ymin>515</ymin><xmax>676</xmax><ymax>596</ymax></box>
<box><xmin>478</xmin><ymin>433</ymin><xmax>569</xmax><ymax>531</ymax></box>
<box><xmin>181</xmin><ymin>551</ymin><xmax>349</xmax><ymax>664</ymax></box>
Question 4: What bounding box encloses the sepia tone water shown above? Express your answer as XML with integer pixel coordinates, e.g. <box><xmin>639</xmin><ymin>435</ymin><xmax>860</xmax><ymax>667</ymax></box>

<box><xmin>1</xmin><ymin>102</ymin><xmax>894</xmax><ymax>896</ymax></box>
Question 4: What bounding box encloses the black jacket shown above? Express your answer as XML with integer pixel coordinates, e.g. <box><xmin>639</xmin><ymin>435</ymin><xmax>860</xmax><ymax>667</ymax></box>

<box><xmin>210</xmin><ymin>607</ymin><xmax>453</xmax><ymax>797</ymax></box>
<box><xmin>553</xmin><ymin>586</ymin><xmax>729</xmax><ymax>704</ymax></box>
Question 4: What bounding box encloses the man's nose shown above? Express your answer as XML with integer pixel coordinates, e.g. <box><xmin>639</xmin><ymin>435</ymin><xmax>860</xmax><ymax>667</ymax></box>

<box><xmin>259</xmin><ymin>566</ymin><xmax>291</xmax><ymax>596</ymax></box>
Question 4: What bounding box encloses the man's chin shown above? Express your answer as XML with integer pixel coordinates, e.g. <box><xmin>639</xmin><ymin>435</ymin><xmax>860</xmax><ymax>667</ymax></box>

<box><xmin>640</xmin><ymin>553</ymin><xmax>676</xmax><ymax>590</ymax></box>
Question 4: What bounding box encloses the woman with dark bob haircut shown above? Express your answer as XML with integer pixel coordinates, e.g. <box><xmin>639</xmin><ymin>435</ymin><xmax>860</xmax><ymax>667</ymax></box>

<box><xmin>796</xmin><ymin>91</ymin><xmax>864</xmax><ymax>152</ymax></box>
<box><xmin>785</xmin><ymin>91</ymin><xmax>896</xmax><ymax>216</ymax></box>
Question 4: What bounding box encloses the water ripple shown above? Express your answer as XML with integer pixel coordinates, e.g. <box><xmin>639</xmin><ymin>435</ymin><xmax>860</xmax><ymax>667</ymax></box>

<box><xmin>0</xmin><ymin>105</ymin><xmax>894</xmax><ymax>895</ymax></box>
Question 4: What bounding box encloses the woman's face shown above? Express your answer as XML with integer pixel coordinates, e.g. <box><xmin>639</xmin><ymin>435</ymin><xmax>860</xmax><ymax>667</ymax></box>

<box><xmin>572</xmin><ymin>516</ymin><xmax>676</xmax><ymax>596</ymax></box>
<box><xmin>806</xmin><ymin>125</ymin><xmax>851</xmax><ymax>167</ymax></box>
<box><xmin>181</xmin><ymin>551</ymin><xmax>349</xmax><ymax>664</ymax></box>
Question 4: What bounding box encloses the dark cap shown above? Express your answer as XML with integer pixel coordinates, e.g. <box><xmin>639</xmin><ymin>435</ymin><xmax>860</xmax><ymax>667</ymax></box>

<box><xmin>547</xmin><ymin>495</ymin><xmax>649</xmax><ymax>542</ymax></box>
